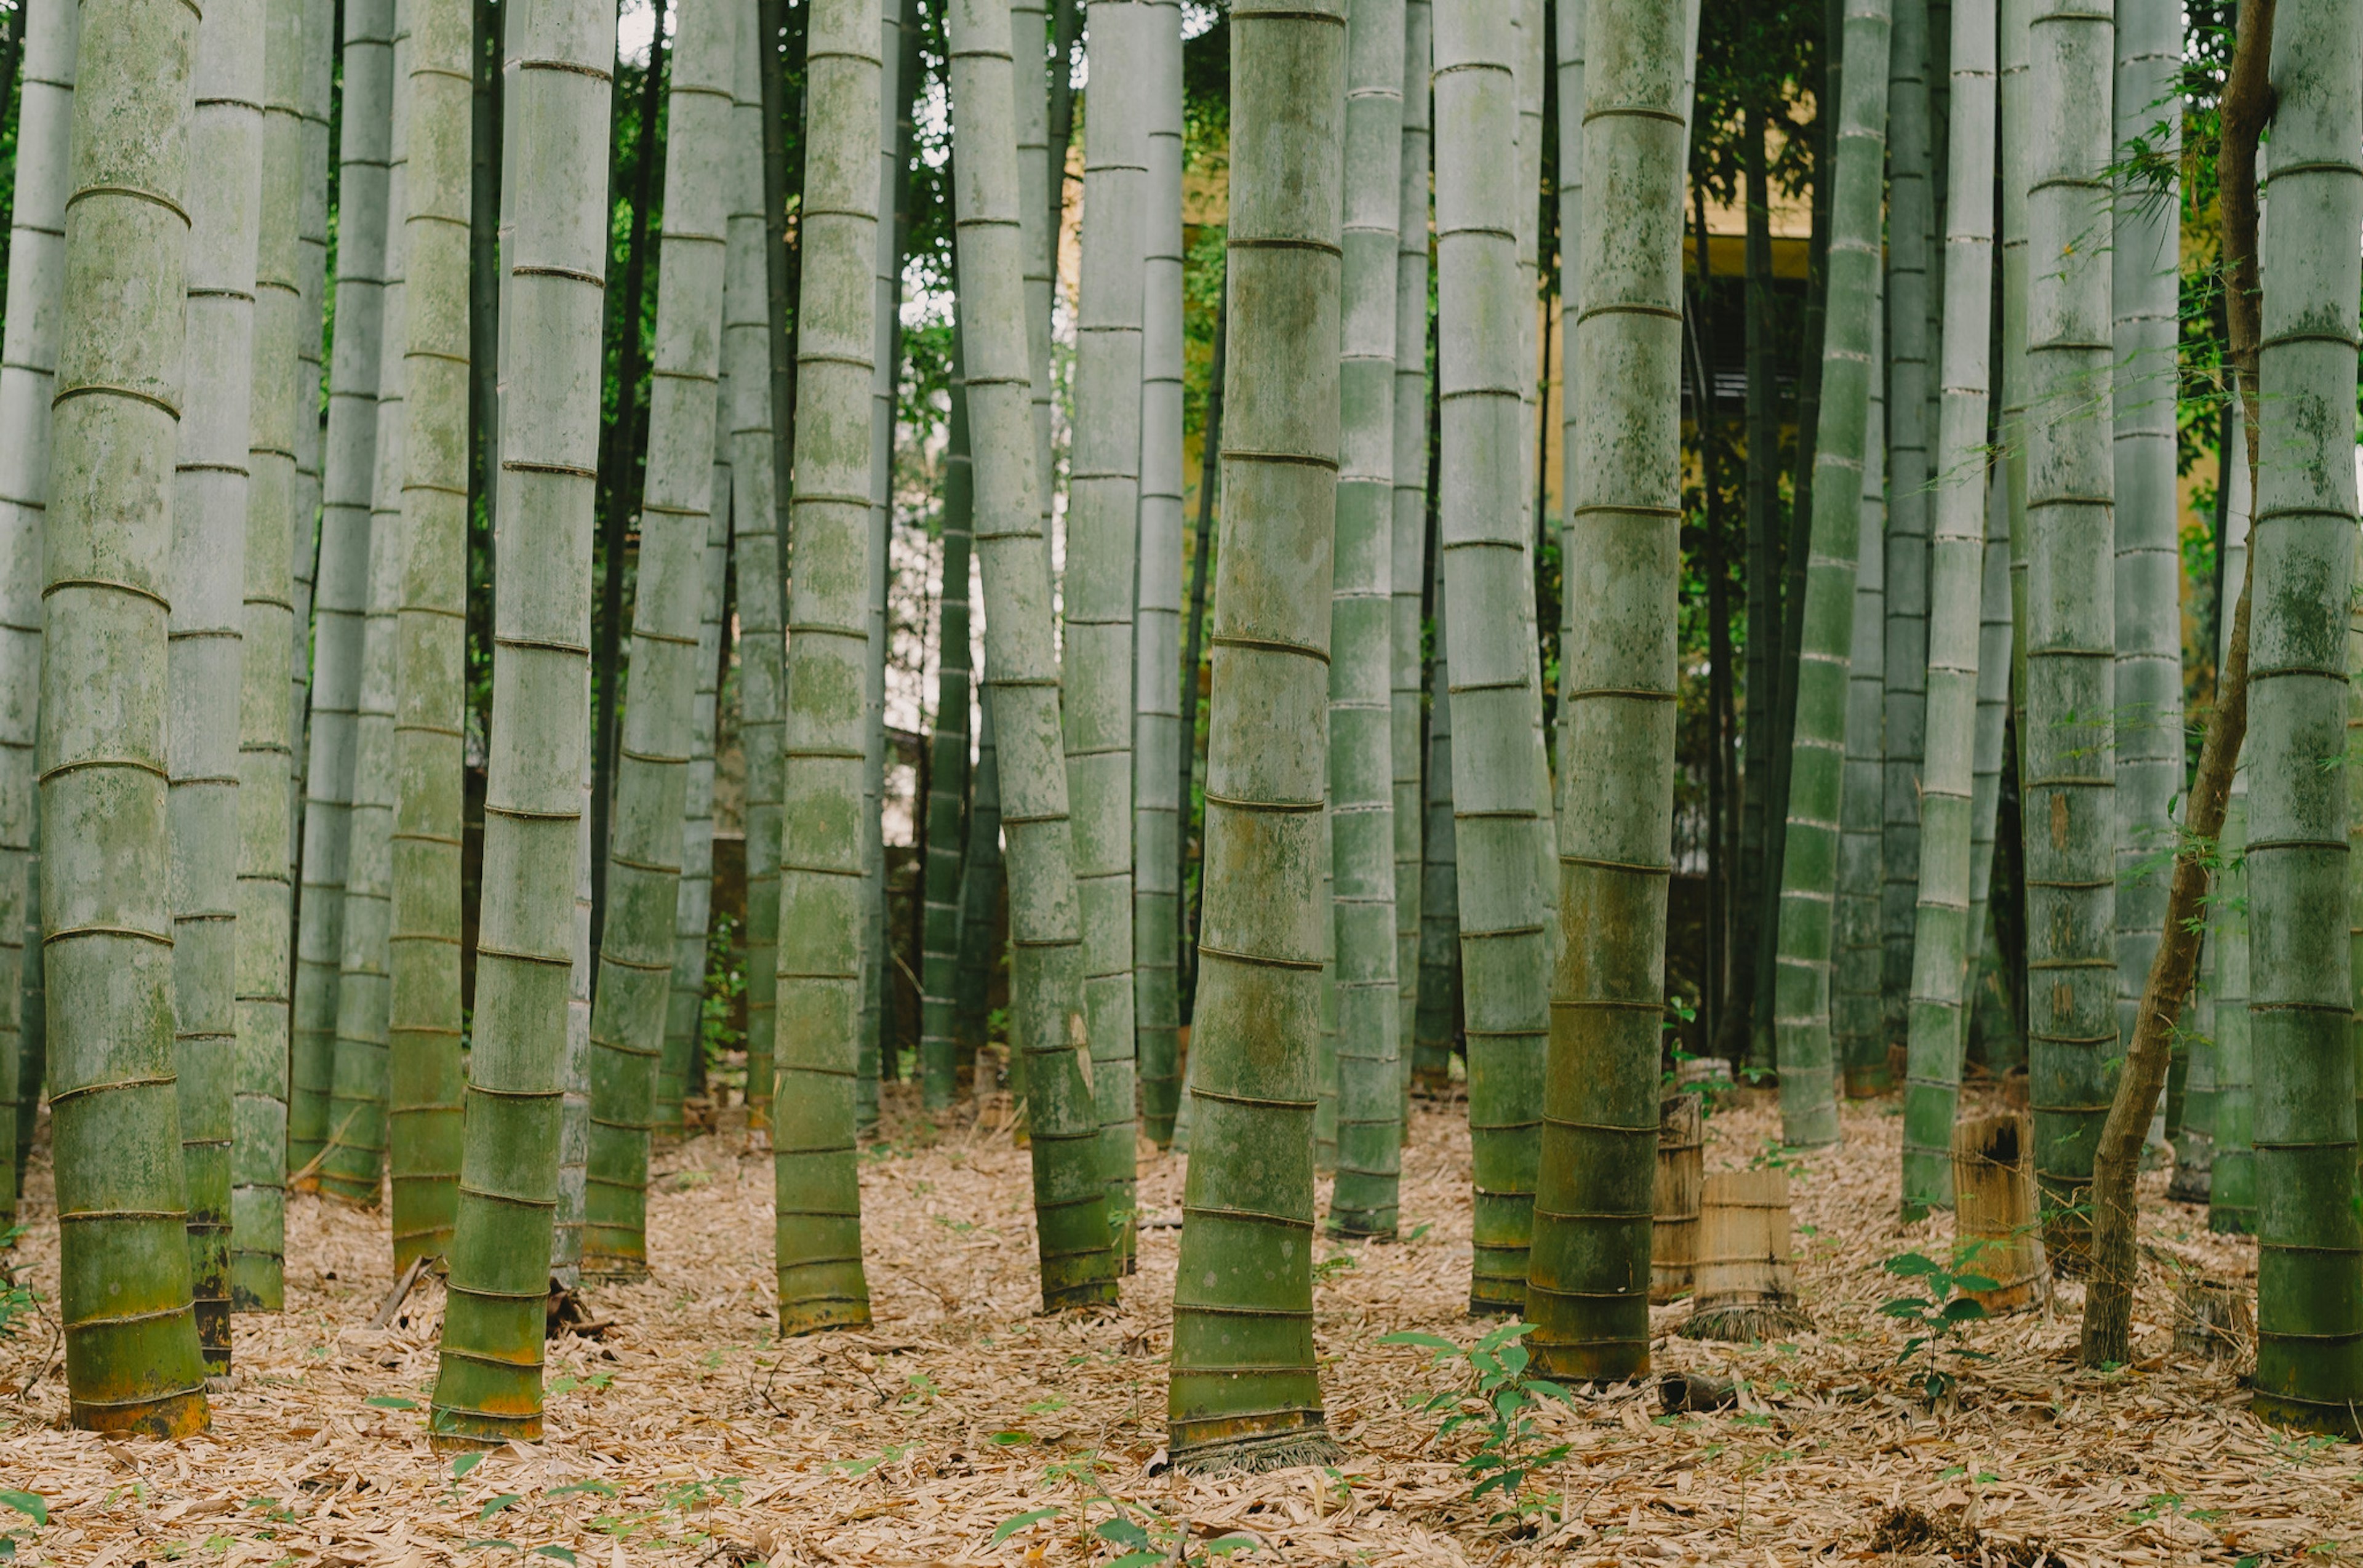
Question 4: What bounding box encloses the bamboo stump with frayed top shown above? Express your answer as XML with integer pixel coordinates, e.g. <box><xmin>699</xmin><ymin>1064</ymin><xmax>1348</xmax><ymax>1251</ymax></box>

<box><xmin>1951</xmin><ymin>1110</ymin><xmax>2048</xmax><ymax>1314</ymax></box>
<box><xmin>1682</xmin><ymin>1169</ymin><xmax>1812</xmax><ymax>1342</ymax></box>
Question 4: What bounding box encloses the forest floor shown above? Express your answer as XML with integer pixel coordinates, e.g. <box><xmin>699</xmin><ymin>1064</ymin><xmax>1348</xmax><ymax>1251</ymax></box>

<box><xmin>0</xmin><ymin>1085</ymin><xmax>2354</xmax><ymax>1567</ymax></box>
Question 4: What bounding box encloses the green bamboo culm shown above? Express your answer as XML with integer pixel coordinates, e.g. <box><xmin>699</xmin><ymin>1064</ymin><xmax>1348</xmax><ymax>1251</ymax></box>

<box><xmin>1996</xmin><ymin>0</ymin><xmax>2028</xmax><ymax>769</ymax></box>
<box><xmin>286</xmin><ymin>0</ymin><xmax>334</xmax><ymax>857</ymax></box>
<box><xmin>953</xmin><ymin>706</ymin><xmax>1006</xmax><ymax>1080</ymax></box>
<box><xmin>1434</xmin><ymin>0</ymin><xmax>1549</xmax><ymax>1315</ymax></box>
<box><xmin>386</xmin><ymin>0</ymin><xmax>473</xmax><ymax>1272</ymax></box>
<box><xmin>1324</xmin><ymin>0</ymin><xmax>1405</xmax><ymax>1239</ymax></box>
<box><xmin>1834</xmin><ymin>287</ymin><xmax>1887</xmax><ymax>1095</ymax></box>
<box><xmin>322</xmin><ymin>0</ymin><xmax>415</xmax><ymax>1207</ymax></box>
<box><xmin>1962</xmin><ymin>455</ymin><xmax>2017</xmax><ymax>1074</ymax></box>
<box><xmin>552</xmin><ymin>750</ymin><xmax>594</xmax><ymax>1287</ymax></box>
<box><xmin>290</xmin><ymin>0</ymin><xmax>393</xmax><ymax>1178</ymax></box>
<box><xmin>169</xmin><ymin>0</ymin><xmax>270</xmax><ymax>1361</ymax></box>
<box><xmin>0</xmin><ymin>0</ymin><xmax>79</xmax><ymax>1226</ymax></box>
<box><xmin>583</xmin><ymin>0</ymin><xmax>736</xmax><ymax>1276</ymax></box>
<box><xmin>13</xmin><ymin>833</ymin><xmax>37</xmax><ymax>1198</ymax></box>
<box><xmin>918</xmin><ymin>351</ymin><xmax>975</xmax><ymax>1111</ymax></box>
<box><xmin>2207</xmin><ymin>410</ymin><xmax>2252</xmax><ymax>1236</ymax></box>
<box><xmin>1550</xmin><ymin>0</ymin><xmax>1582</xmax><ymax>778</ymax></box>
<box><xmin>1896</xmin><ymin>0</ymin><xmax>1994</xmax><ymax>1219</ymax></box>
<box><xmin>726</xmin><ymin>11</ymin><xmax>786</xmax><ymax>1144</ymax></box>
<box><xmin>1162</xmin><ymin>0</ymin><xmax>1345</xmax><ymax>1469</ymax></box>
<box><xmin>231</xmin><ymin>0</ymin><xmax>305</xmax><ymax>1309</ymax></box>
<box><xmin>1877</xmin><ymin>0</ymin><xmax>1933</xmax><ymax>1070</ymax></box>
<box><xmin>1132</xmin><ymin>0</ymin><xmax>1185</xmax><ymax>1148</ymax></box>
<box><xmin>774</xmin><ymin>0</ymin><xmax>884</xmax><ymax>1335</ymax></box>
<box><xmin>1769</xmin><ymin>0</ymin><xmax>1892</xmax><ymax>1148</ymax></box>
<box><xmin>657</xmin><ymin>438</ymin><xmax>732</xmax><ymax>1136</ymax></box>
<box><xmin>943</xmin><ymin>0</ymin><xmax>1119</xmax><ymax>1312</ymax></box>
<box><xmin>2247</xmin><ymin>0</ymin><xmax>2363</xmax><ymax>1434</ymax></box>
<box><xmin>1389</xmin><ymin>0</ymin><xmax>1432</xmax><ymax>1130</ymax></box>
<box><xmin>426</xmin><ymin>0</ymin><xmax>612</xmax><ymax>1447</ymax></box>
<box><xmin>1413</xmin><ymin>555</ymin><xmax>1461</xmax><ymax>1091</ymax></box>
<box><xmin>44</xmin><ymin>0</ymin><xmax>213</xmax><ymax>1438</ymax></box>
<box><xmin>1524</xmin><ymin>0</ymin><xmax>1684</xmax><ymax>1383</ymax></box>
<box><xmin>2020</xmin><ymin>0</ymin><xmax>2114</xmax><ymax>1270</ymax></box>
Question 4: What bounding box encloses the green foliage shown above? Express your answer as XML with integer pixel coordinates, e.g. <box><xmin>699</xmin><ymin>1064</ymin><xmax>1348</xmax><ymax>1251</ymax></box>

<box><xmin>1879</xmin><ymin>1246</ymin><xmax>1999</xmax><ymax>1402</ymax></box>
<box><xmin>699</xmin><ymin>913</ymin><xmax>745</xmax><ymax>1090</ymax></box>
<box><xmin>1380</xmin><ymin>1323</ymin><xmax>1575</xmax><ymax>1520</ymax></box>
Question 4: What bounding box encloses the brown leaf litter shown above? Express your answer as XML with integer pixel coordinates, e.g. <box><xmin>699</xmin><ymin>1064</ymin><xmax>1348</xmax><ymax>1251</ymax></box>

<box><xmin>0</xmin><ymin>1087</ymin><xmax>2353</xmax><ymax>1566</ymax></box>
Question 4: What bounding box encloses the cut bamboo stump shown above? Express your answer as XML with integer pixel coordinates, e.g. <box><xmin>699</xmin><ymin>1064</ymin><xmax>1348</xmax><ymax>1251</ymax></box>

<box><xmin>1950</xmin><ymin>1111</ymin><xmax>2049</xmax><ymax>1315</ymax></box>
<box><xmin>1651</xmin><ymin>1093</ymin><xmax>1704</xmax><ymax>1303</ymax></box>
<box><xmin>2171</xmin><ymin>1278</ymin><xmax>2252</xmax><ymax>1361</ymax></box>
<box><xmin>1681</xmin><ymin>1169</ymin><xmax>1811</xmax><ymax>1340</ymax></box>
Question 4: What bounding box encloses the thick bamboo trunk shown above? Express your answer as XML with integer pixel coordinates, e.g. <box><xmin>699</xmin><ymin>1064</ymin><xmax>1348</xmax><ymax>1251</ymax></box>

<box><xmin>1067</xmin><ymin>0</ymin><xmax>1146</xmax><ymax>1237</ymax></box>
<box><xmin>322</xmin><ymin>2</ymin><xmax>416</xmax><ymax>1206</ymax></box>
<box><xmin>428</xmin><ymin>0</ymin><xmax>610</xmax><ymax>1446</ymax></box>
<box><xmin>943</xmin><ymin>0</ymin><xmax>1119</xmax><ymax>1311</ymax></box>
<box><xmin>1434</xmin><ymin>0</ymin><xmax>1549</xmax><ymax>1316</ymax></box>
<box><xmin>1164</xmin><ymin>0</ymin><xmax>1342</xmax><ymax>1469</ymax></box>
<box><xmin>1878</xmin><ymin>0</ymin><xmax>1933</xmax><ymax>1068</ymax></box>
<box><xmin>291</xmin><ymin>0</ymin><xmax>394</xmax><ymax>1177</ymax></box>
<box><xmin>1326</xmin><ymin>0</ymin><xmax>1405</xmax><ymax>1239</ymax></box>
<box><xmin>1897</xmin><ymin>0</ymin><xmax>1994</xmax><ymax>1218</ymax></box>
<box><xmin>1133</xmin><ymin>0</ymin><xmax>1185</xmax><ymax>1148</ymax></box>
<box><xmin>1526</xmin><ymin>0</ymin><xmax>1686</xmax><ymax>1380</ymax></box>
<box><xmin>386</xmin><ymin>0</ymin><xmax>471</xmax><ymax>1269</ymax></box>
<box><xmin>583</xmin><ymin>0</ymin><xmax>737</xmax><ymax>1276</ymax></box>
<box><xmin>1834</xmin><ymin>285</ymin><xmax>1886</xmax><ymax>1094</ymax></box>
<box><xmin>45</xmin><ymin>0</ymin><xmax>213</xmax><ymax>1436</ymax></box>
<box><xmin>1769</xmin><ymin>0</ymin><xmax>1892</xmax><ymax>1146</ymax></box>
<box><xmin>1391</xmin><ymin>0</ymin><xmax>1431</xmax><ymax>1126</ymax></box>
<box><xmin>0</xmin><ymin>0</ymin><xmax>76</xmax><ymax>1226</ymax></box>
<box><xmin>232</xmin><ymin>0</ymin><xmax>305</xmax><ymax>1309</ymax></box>
<box><xmin>2248</xmin><ymin>1</ymin><xmax>2363</xmax><ymax>1431</ymax></box>
<box><xmin>773</xmin><ymin>0</ymin><xmax>885</xmax><ymax>1332</ymax></box>
<box><xmin>2207</xmin><ymin>415</ymin><xmax>2253</xmax><ymax>1236</ymax></box>
<box><xmin>918</xmin><ymin>357</ymin><xmax>975</xmax><ymax>1110</ymax></box>
<box><xmin>170</xmin><ymin>0</ymin><xmax>268</xmax><ymax>1359</ymax></box>
<box><xmin>658</xmin><ymin>455</ymin><xmax>732</xmax><ymax>1133</ymax></box>
<box><xmin>2020</xmin><ymin>0</ymin><xmax>2114</xmax><ymax>1269</ymax></box>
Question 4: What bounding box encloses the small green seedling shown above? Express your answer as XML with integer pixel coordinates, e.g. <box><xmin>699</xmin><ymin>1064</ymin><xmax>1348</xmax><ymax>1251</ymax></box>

<box><xmin>1380</xmin><ymin>1322</ymin><xmax>1575</xmax><ymax>1521</ymax></box>
<box><xmin>1879</xmin><ymin>1245</ymin><xmax>1998</xmax><ymax>1402</ymax></box>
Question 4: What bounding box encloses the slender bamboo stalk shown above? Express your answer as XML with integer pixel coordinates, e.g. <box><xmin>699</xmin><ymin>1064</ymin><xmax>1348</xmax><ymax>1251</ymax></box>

<box><xmin>774</xmin><ymin>0</ymin><xmax>884</xmax><ymax>1333</ymax></box>
<box><xmin>0</xmin><ymin>0</ymin><xmax>78</xmax><ymax>1225</ymax></box>
<box><xmin>44</xmin><ymin>0</ymin><xmax>212</xmax><ymax>1436</ymax></box>
<box><xmin>553</xmin><ymin>714</ymin><xmax>593</xmax><ymax>1289</ymax></box>
<box><xmin>1964</xmin><ymin>458</ymin><xmax>2013</xmax><ymax>1070</ymax></box>
<box><xmin>292</xmin><ymin>0</ymin><xmax>395</xmax><ymax>1177</ymax></box>
<box><xmin>12</xmin><ymin>818</ymin><xmax>35</xmax><ymax>1192</ymax></box>
<box><xmin>170</xmin><ymin>0</ymin><xmax>268</xmax><ymax>1358</ymax></box>
<box><xmin>387</xmin><ymin>0</ymin><xmax>471</xmax><ymax>1269</ymax></box>
<box><xmin>759</xmin><ymin>0</ymin><xmax>795</xmax><ymax>551</ymax></box>
<box><xmin>1133</xmin><ymin>0</ymin><xmax>1185</xmax><ymax>1148</ymax></box>
<box><xmin>1997</xmin><ymin>0</ymin><xmax>2028</xmax><ymax>756</ymax></box>
<box><xmin>919</xmin><ymin>348</ymin><xmax>975</xmax><ymax>1110</ymax></box>
<box><xmin>233</xmin><ymin>0</ymin><xmax>303</xmax><ymax>1310</ymax></box>
<box><xmin>953</xmin><ymin>702</ymin><xmax>1004</xmax><ymax>1075</ymax></box>
<box><xmin>1413</xmin><ymin>537</ymin><xmax>1461</xmax><ymax>1089</ymax></box>
<box><xmin>2020</xmin><ymin>0</ymin><xmax>2114</xmax><ymax>1266</ymax></box>
<box><xmin>945</xmin><ymin>0</ymin><xmax>1119</xmax><ymax>1310</ymax></box>
<box><xmin>1177</xmin><ymin>285</ymin><xmax>1223</xmax><ymax>1021</ymax></box>
<box><xmin>1010</xmin><ymin>0</ymin><xmax>1055</xmax><ymax>604</ymax></box>
<box><xmin>583</xmin><ymin>0</ymin><xmax>737</xmax><ymax>1276</ymax></box>
<box><xmin>2207</xmin><ymin>396</ymin><xmax>2252</xmax><ymax>1236</ymax></box>
<box><xmin>2248</xmin><ymin>0</ymin><xmax>2363</xmax><ymax>1430</ymax></box>
<box><xmin>1391</xmin><ymin>0</ymin><xmax>1431</xmax><ymax>1127</ymax></box>
<box><xmin>1835</xmin><ymin>285</ymin><xmax>1886</xmax><ymax>1095</ymax></box>
<box><xmin>1526</xmin><ymin>0</ymin><xmax>1686</xmax><ymax>1382</ymax></box>
<box><xmin>659</xmin><ymin>431</ymin><xmax>731</xmax><ymax>1134</ymax></box>
<box><xmin>427</xmin><ymin>0</ymin><xmax>611</xmax><ymax>1445</ymax></box>
<box><xmin>289</xmin><ymin>0</ymin><xmax>335</xmax><ymax>863</ymax></box>
<box><xmin>1166</xmin><ymin>0</ymin><xmax>1343</xmax><ymax>1469</ymax></box>
<box><xmin>1769</xmin><ymin>0</ymin><xmax>1892</xmax><ymax>1148</ymax></box>
<box><xmin>1897</xmin><ymin>0</ymin><xmax>1994</xmax><ymax>1218</ymax></box>
<box><xmin>1434</xmin><ymin>0</ymin><xmax>1549</xmax><ymax>1314</ymax></box>
<box><xmin>322</xmin><ymin>1</ymin><xmax>416</xmax><ymax>1206</ymax></box>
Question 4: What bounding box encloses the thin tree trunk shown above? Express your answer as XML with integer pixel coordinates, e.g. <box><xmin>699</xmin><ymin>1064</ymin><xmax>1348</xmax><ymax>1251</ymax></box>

<box><xmin>2020</xmin><ymin>0</ymin><xmax>2113</xmax><ymax>1269</ymax></box>
<box><xmin>1879</xmin><ymin>0</ymin><xmax>1933</xmax><ymax>1073</ymax></box>
<box><xmin>658</xmin><ymin>435</ymin><xmax>730</xmax><ymax>1132</ymax></box>
<box><xmin>1768</xmin><ymin>0</ymin><xmax>1893</xmax><ymax>1148</ymax></box>
<box><xmin>427</xmin><ymin>0</ymin><xmax>611</xmax><ymax>1446</ymax></box>
<box><xmin>1527</xmin><ymin>0</ymin><xmax>1687</xmax><ymax>1380</ymax></box>
<box><xmin>291</xmin><ymin>0</ymin><xmax>396</xmax><ymax>1179</ymax></box>
<box><xmin>943</xmin><ymin>0</ymin><xmax>1119</xmax><ymax>1311</ymax></box>
<box><xmin>170</xmin><ymin>0</ymin><xmax>268</xmax><ymax>1360</ymax></box>
<box><xmin>1897</xmin><ymin>0</ymin><xmax>1993</xmax><ymax>1218</ymax></box>
<box><xmin>322</xmin><ymin>3</ymin><xmax>415</xmax><ymax>1207</ymax></box>
<box><xmin>588</xmin><ymin>0</ymin><xmax>673</xmax><ymax>966</ymax></box>
<box><xmin>1176</xmin><ymin>279</ymin><xmax>1223</xmax><ymax>1022</ymax></box>
<box><xmin>1391</xmin><ymin>0</ymin><xmax>1432</xmax><ymax>1127</ymax></box>
<box><xmin>45</xmin><ymin>0</ymin><xmax>213</xmax><ymax>1436</ymax></box>
<box><xmin>1328</xmin><ymin>0</ymin><xmax>1405</xmax><ymax>1238</ymax></box>
<box><xmin>1164</xmin><ymin>0</ymin><xmax>1342</xmax><ymax>1470</ymax></box>
<box><xmin>233</xmin><ymin>0</ymin><xmax>305</xmax><ymax>1309</ymax></box>
<box><xmin>2206</xmin><ymin>393</ymin><xmax>2253</xmax><ymax>1236</ymax></box>
<box><xmin>0</xmin><ymin>0</ymin><xmax>76</xmax><ymax>1225</ymax></box>
<box><xmin>386</xmin><ymin>0</ymin><xmax>471</xmax><ymax>1270</ymax></box>
<box><xmin>1435</xmin><ymin>0</ymin><xmax>1551</xmax><ymax>1317</ymax></box>
<box><xmin>1835</xmin><ymin>279</ymin><xmax>1886</xmax><ymax>1095</ymax></box>
<box><xmin>918</xmin><ymin>345</ymin><xmax>974</xmax><ymax>1109</ymax></box>
<box><xmin>582</xmin><ymin>0</ymin><xmax>739</xmax><ymax>1278</ymax></box>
